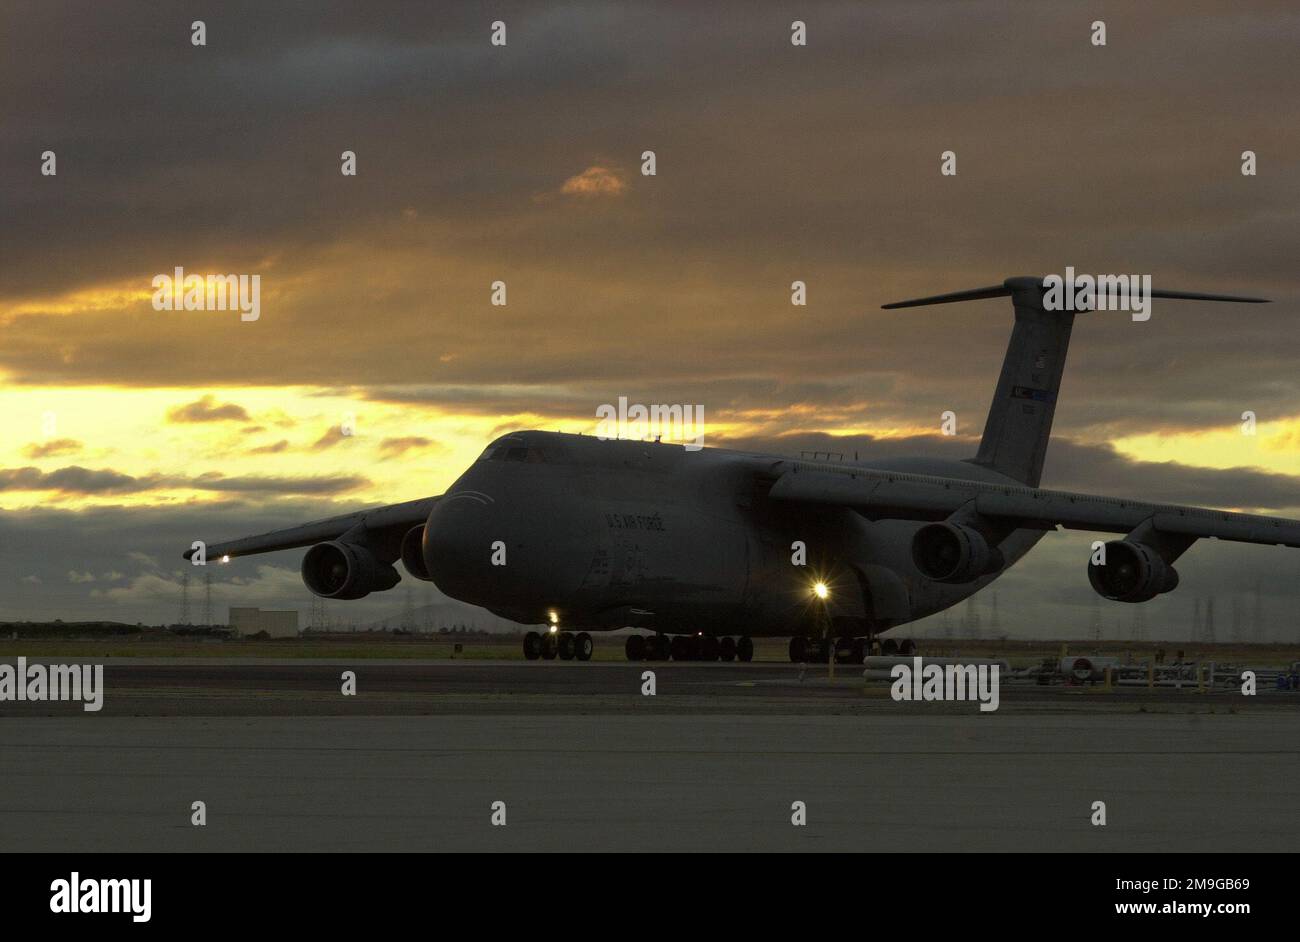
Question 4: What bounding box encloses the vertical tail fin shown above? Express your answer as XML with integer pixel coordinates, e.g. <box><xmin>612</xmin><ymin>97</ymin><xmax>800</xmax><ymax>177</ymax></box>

<box><xmin>970</xmin><ymin>278</ymin><xmax>1071</xmax><ymax>487</ymax></box>
<box><xmin>882</xmin><ymin>276</ymin><xmax>1268</xmax><ymax>488</ymax></box>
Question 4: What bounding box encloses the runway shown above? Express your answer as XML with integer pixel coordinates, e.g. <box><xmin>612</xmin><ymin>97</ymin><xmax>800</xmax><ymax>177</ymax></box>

<box><xmin>3</xmin><ymin>659</ymin><xmax>1297</xmax><ymax>851</ymax></box>
<box><xmin>0</xmin><ymin>657</ymin><xmax>1292</xmax><ymax>716</ymax></box>
<box><xmin>2</xmin><ymin>712</ymin><xmax>1298</xmax><ymax>852</ymax></box>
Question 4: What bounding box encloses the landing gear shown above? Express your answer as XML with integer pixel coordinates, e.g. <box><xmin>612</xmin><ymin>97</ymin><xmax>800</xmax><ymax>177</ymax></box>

<box><xmin>630</xmin><ymin>633</ymin><xmax>754</xmax><ymax>662</ymax></box>
<box><xmin>898</xmin><ymin>638</ymin><xmax>916</xmax><ymax>657</ymax></box>
<box><xmin>557</xmin><ymin>631</ymin><xmax>576</xmax><ymax>660</ymax></box>
<box><xmin>523</xmin><ymin>631</ymin><xmax>542</xmax><ymax>660</ymax></box>
<box><xmin>788</xmin><ymin>635</ymin><xmax>870</xmax><ymax>664</ymax></box>
<box><xmin>881</xmin><ymin>638</ymin><xmax>898</xmax><ymax>656</ymax></box>
<box><xmin>575</xmin><ymin>632</ymin><xmax>593</xmax><ymax>661</ymax></box>
<box><xmin>541</xmin><ymin>631</ymin><xmax>559</xmax><ymax>660</ymax></box>
<box><xmin>625</xmin><ymin>634</ymin><xmax>647</xmax><ymax>661</ymax></box>
<box><xmin>789</xmin><ymin>636</ymin><xmax>807</xmax><ymax>662</ymax></box>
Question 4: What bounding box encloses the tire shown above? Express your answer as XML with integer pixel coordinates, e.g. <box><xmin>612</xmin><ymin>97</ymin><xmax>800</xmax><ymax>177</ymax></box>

<box><xmin>523</xmin><ymin>631</ymin><xmax>542</xmax><ymax>660</ymax></box>
<box><xmin>789</xmin><ymin>636</ymin><xmax>807</xmax><ymax>663</ymax></box>
<box><xmin>625</xmin><ymin>634</ymin><xmax>646</xmax><ymax>661</ymax></box>
<box><xmin>575</xmin><ymin>632</ymin><xmax>594</xmax><ymax>661</ymax></box>
<box><xmin>737</xmin><ymin>636</ymin><xmax>754</xmax><ymax>662</ymax></box>
<box><xmin>834</xmin><ymin>637</ymin><xmax>854</xmax><ymax>663</ymax></box>
<box><xmin>700</xmin><ymin>636</ymin><xmax>720</xmax><ymax>661</ymax></box>
<box><xmin>718</xmin><ymin>636</ymin><xmax>737</xmax><ymax>662</ymax></box>
<box><xmin>851</xmin><ymin>638</ymin><xmax>866</xmax><ymax>663</ymax></box>
<box><xmin>899</xmin><ymin>638</ymin><xmax>916</xmax><ymax>657</ymax></box>
<box><xmin>670</xmin><ymin>635</ymin><xmax>691</xmax><ymax>661</ymax></box>
<box><xmin>541</xmin><ymin>632</ymin><xmax>559</xmax><ymax>660</ymax></box>
<box><xmin>557</xmin><ymin>632</ymin><xmax>576</xmax><ymax>660</ymax></box>
<box><xmin>881</xmin><ymin>638</ymin><xmax>898</xmax><ymax>656</ymax></box>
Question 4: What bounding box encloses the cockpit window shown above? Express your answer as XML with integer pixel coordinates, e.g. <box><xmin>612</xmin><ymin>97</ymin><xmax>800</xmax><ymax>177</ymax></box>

<box><xmin>479</xmin><ymin>439</ymin><xmax>555</xmax><ymax>464</ymax></box>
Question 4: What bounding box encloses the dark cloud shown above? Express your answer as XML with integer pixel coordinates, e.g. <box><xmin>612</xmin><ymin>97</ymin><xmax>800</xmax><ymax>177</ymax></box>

<box><xmin>22</xmin><ymin>438</ymin><xmax>83</xmax><ymax>459</ymax></box>
<box><xmin>377</xmin><ymin>436</ymin><xmax>438</xmax><ymax>459</ymax></box>
<box><xmin>166</xmin><ymin>395</ymin><xmax>252</xmax><ymax>424</ymax></box>
<box><xmin>0</xmin><ymin>465</ymin><xmax>368</xmax><ymax>497</ymax></box>
<box><xmin>248</xmin><ymin>439</ymin><xmax>289</xmax><ymax>454</ymax></box>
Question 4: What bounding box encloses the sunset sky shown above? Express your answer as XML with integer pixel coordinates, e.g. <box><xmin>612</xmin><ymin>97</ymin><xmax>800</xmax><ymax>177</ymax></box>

<box><xmin>2</xmin><ymin>1</ymin><xmax>1298</xmax><ymax>636</ymax></box>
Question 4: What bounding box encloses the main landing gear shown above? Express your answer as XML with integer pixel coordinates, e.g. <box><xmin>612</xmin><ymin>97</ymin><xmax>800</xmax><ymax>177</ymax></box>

<box><xmin>788</xmin><ymin>636</ymin><xmax>917</xmax><ymax>663</ymax></box>
<box><xmin>625</xmin><ymin>634</ymin><xmax>754</xmax><ymax>662</ymax></box>
<box><xmin>523</xmin><ymin>630</ymin><xmax>593</xmax><ymax>661</ymax></box>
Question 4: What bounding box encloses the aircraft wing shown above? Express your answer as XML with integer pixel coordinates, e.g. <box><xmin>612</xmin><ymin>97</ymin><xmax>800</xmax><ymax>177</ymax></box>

<box><xmin>767</xmin><ymin>464</ymin><xmax>1300</xmax><ymax>548</ymax></box>
<box><xmin>181</xmin><ymin>496</ymin><xmax>439</xmax><ymax>561</ymax></box>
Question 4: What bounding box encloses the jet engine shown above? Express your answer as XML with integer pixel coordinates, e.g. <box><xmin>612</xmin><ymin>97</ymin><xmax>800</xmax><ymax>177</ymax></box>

<box><xmin>1087</xmin><ymin>540</ymin><xmax>1179</xmax><ymax>603</ymax></box>
<box><xmin>302</xmin><ymin>541</ymin><xmax>401</xmax><ymax>600</ymax></box>
<box><xmin>911</xmin><ymin>522</ymin><xmax>1003</xmax><ymax>584</ymax></box>
<box><xmin>400</xmin><ymin>524</ymin><xmax>435</xmax><ymax>581</ymax></box>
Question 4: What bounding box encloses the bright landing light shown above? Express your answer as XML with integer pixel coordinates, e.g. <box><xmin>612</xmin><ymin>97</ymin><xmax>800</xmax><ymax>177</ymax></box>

<box><xmin>813</xmin><ymin>582</ymin><xmax>829</xmax><ymax>600</ymax></box>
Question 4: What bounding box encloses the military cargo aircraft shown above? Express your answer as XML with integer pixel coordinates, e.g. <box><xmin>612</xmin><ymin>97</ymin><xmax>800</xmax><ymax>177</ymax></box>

<box><xmin>184</xmin><ymin>276</ymin><xmax>1299</xmax><ymax>663</ymax></box>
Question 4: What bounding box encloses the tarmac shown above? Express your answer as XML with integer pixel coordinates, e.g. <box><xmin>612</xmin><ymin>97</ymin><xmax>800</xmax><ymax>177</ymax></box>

<box><xmin>2</xmin><ymin>659</ymin><xmax>1297</xmax><ymax>851</ymax></box>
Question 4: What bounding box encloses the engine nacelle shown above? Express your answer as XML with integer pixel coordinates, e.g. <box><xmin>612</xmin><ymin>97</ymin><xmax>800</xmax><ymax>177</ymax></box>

<box><xmin>1087</xmin><ymin>540</ymin><xmax>1179</xmax><ymax>603</ymax></box>
<box><xmin>302</xmin><ymin>541</ymin><xmax>401</xmax><ymax>600</ymax></box>
<box><xmin>911</xmin><ymin>522</ymin><xmax>1002</xmax><ymax>584</ymax></box>
<box><xmin>400</xmin><ymin>525</ymin><xmax>435</xmax><ymax>581</ymax></box>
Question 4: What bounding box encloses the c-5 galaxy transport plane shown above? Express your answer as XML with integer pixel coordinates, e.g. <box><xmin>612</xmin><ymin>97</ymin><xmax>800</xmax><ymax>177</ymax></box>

<box><xmin>185</xmin><ymin>277</ymin><xmax>1300</xmax><ymax>663</ymax></box>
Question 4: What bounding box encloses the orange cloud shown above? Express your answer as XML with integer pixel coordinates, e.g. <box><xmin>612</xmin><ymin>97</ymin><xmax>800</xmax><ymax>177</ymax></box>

<box><xmin>560</xmin><ymin>165</ymin><xmax>626</xmax><ymax>198</ymax></box>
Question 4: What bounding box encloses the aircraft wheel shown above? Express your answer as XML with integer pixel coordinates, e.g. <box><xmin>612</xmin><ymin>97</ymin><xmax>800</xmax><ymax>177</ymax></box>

<box><xmin>815</xmin><ymin>639</ymin><xmax>831</xmax><ymax>663</ymax></box>
<box><xmin>789</xmin><ymin>636</ymin><xmax>807</xmax><ymax>662</ymax></box>
<box><xmin>523</xmin><ymin>631</ymin><xmax>542</xmax><ymax>660</ymax></box>
<box><xmin>899</xmin><ymin>638</ymin><xmax>916</xmax><ymax>657</ymax></box>
<box><xmin>575</xmin><ymin>632</ymin><xmax>594</xmax><ymax>661</ymax></box>
<box><xmin>649</xmin><ymin>635</ymin><xmax>669</xmax><ymax>660</ymax></box>
<box><xmin>718</xmin><ymin>636</ymin><xmax>737</xmax><ymax>662</ymax></box>
<box><xmin>541</xmin><ymin>632</ymin><xmax>559</xmax><ymax>660</ymax></box>
<box><xmin>625</xmin><ymin>634</ymin><xmax>646</xmax><ymax>661</ymax></box>
<box><xmin>881</xmin><ymin>638</ymin><xmax>898</xmax><ymax>656</ymax></box>
<box><xmin>737</xmin><ymin>636</ymin><xmax>754</xmax><ymax>662</ymax></box>
<box><xmin>851</xmin><ymin>638</ymin><xmax>866</xmax><ymax>663</ymax></box>
<box><xmin>557</xmin><ymin>632</ymin><xmax>576</xmax><ymax>660</ymax></box>
<box><xmin>670</xmin><ymin>635</ymin><xmax>691</xmax><ymax>661</ymax></box>
<box><xmin>700</xmin><ymin>636</ymin><xmax>720</xmax><ymax>661</ymax></box>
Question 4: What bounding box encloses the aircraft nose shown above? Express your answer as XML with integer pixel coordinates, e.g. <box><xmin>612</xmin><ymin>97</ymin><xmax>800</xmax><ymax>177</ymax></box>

<box><xmin>422</xmin><ymin>493</ymin><xmax>495</xmax><ymax>601</ymax></box>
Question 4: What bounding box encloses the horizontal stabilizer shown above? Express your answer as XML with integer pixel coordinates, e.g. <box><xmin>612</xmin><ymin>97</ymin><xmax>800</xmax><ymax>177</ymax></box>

<box><xmin>882</xmin><ymin>276</ymin><xmax>1269</xmax><ymax>309</ymax></box>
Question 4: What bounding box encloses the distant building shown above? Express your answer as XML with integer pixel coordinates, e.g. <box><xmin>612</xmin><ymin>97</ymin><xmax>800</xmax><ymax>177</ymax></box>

<box><xmin>228</xmin><ymin>607</ymin><xmax>299</xmax><ymax>638</ymax></box>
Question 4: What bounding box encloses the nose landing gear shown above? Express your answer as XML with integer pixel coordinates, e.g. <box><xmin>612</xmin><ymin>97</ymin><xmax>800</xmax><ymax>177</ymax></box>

<box><xmin>623</xmin><ymin>634</ymin><xmax>753</xmax><ymax>661</ymax></box>
<box><xmin>787</xmin><ymin>635</ymin><xmax>917</xmax><ymax>663</ymax></box>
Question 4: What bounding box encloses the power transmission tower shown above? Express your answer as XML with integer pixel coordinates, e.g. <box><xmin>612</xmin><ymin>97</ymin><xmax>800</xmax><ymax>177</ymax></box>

<box><xmin>1253</xmin><ymin>582</ymin><xmax>1266</xmax><ymax>643</ymax></box>
<box><xmin>1129</xmin><ymin>604</ymin><xmax>1146</xmax><ymax>642</ymax></box>
<box><xmin>964</xmin><ymin>596</ymin><xmax>981</xmax><ymax>640</ymax></box>
<box><xmin>1204</xmin><ymin>597</ymin><xmax>1216</xmax><ymax>643</ymax></box>
<box><xmin>200</xmin><ymin>569</ymin><xmax>213</xmax><ymax>626</ymax></box>
<box><xmin>1232</xmin><ymin>594</ymin><xmax>1245</xmax><ymax>643</ymax></box>
<box><xmin>179</xmin><ymin>570</ymin><xmax>191</xmax><ymax>626</ymax></box>
<box><xmin>402</xmin><ymin>588</ymin><xmax>416</xmax><ymax>631</ymax></box>
<box><xmin>1192</xmin><ymin>597</ymin><xmax>1202</xmax><ymax>643</ymax></box>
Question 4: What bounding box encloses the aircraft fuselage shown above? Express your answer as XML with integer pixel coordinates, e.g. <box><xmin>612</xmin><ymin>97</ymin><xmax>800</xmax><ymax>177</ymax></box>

<box><xmin>423</xmin><ymin>431</ymin><xmax>1041</xmax><ymax>637</ymax></box>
